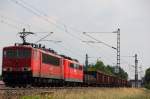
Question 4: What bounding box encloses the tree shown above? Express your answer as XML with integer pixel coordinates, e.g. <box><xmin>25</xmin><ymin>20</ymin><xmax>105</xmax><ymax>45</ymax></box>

<box><xmin>104</xmin><ymin>65</ymin><xmax>113</xmax><ymax>75</ymax></box>
<box><xmin>86</xmin><ymin>60</ymin><xmax>128</xmax><ymax>79</ymax></box>
<box><xmin>114</xmin><ymin>67</ymin><xmax>128</xmax><ymax>79</ymax></box>
<box><xmin>144</xmin><ymin>68</ymin><xmax>150</xmax><ymax>89</ymax></box>
<box><xmin>145</xmin><ymin>68</ymin><xmax>150</xmax><ymax>84</ymax></box>
<box><xmin>95</xmin><ymin>60</ymin><xmax>105</xmax><ymax>71</ymax></box>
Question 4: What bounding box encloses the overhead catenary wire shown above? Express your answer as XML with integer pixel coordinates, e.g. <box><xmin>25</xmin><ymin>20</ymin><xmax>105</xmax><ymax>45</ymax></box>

<box><xmin>1</xmin><ymin>0</ymin><xmax>85</xmax><ymax>59</ymax></box>
<box><xmin>35</xmin><ymin>32</ymin><xmax>53</xmax><ymax>43</ymax></box>
<box><xmin>9</xmin><ymin>0</ymin><xmax>88</xmax><ymax>46</ymax></box>
<box><xmin>0</xmin><ymin>19</ymin><xmax>19</xmax><ymax>30</ymax></box>
<box><xmin>83</xmin><ymin>32</ymin><xmax>117</xmax><ymax>50</ymax></box>
<box><xmin>85</xmin><ymin>43</ymin><xmax>115</xmax><ymax>65</ymax></box>
<box><xmin>18</xmin><ymin>0</ymin><xmax>83</xmax><ymax>33</ymax></box>
<box><xmin>9</xmin><ymin>0</ymin><xmax>94</xmax><ymax>43</ymax></box>
<box><xmin>0</xmin><ymin>14</ymin><xmax>48</xmax><ymax>32</ymax></box>
<box><xmin>0</xmin><ymin>14</ymin><xmax>28</xmax><ymax>26</ymax></box>
<box><xmin>8</xmin><ymin>0</ymin><xmax>122</xmax><ymax>65</ymax></box>
<box><xmin>8</xmin><ymin>0</ymin><xmax>121</xmax><ymax>66</ymax></box>
<box><xmin>40</xmin><ymin>40</ymin><xmax>85</xmax><ymax>59</ymax></box>
<box><xmin>9</xmin><ymin>0</ymin><xmax>65</xmax><ymax>31</ymax></box>
<box><xmin>34</xmin><ymin>31</ymin><xmax>85</xmax><ymax>59</ymax></box>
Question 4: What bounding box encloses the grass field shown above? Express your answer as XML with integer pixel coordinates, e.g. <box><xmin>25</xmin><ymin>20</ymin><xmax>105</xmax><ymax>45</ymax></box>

<box><xmin>20</xmin><ymin>88</ymin><xmax>150</xmax><ymax>99</ymax></box>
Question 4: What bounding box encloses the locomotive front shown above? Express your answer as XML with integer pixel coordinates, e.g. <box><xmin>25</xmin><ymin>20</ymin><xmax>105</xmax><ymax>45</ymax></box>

<box><xmin>2</xmin><ymin>45</ymin><xmax>32</xmax><ymax>86</ymax></box>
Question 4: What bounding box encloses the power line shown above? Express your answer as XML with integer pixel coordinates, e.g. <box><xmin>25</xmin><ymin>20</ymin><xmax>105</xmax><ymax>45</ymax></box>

<box><xmin>9</xmin><ymin>0</ymin><xmax>121</xmax><ymax>66</ymax></box>
<box><xmin>9</xmin><ymin>0</ymin><xmax>89</xmax><ymax>45</ymax></box>
<box><xmin>0</xmin><ymin>19</ymin><xmax>18</xmax><ymax>30</ymax></box>
<box><xmin>19</xmin><ymin>0</ymin><xmax>83</xmax><ymax>33</ymax></box>
<box><xmin>8</xmin><ymin>0</ymin><xmax>89</xmax><ymax>41</ymax></box>
<box><xmin>34</xmin><ymin>31</ymin><xmax>84</xmax><ymax>59</ymax></box>
<box><xmin>0</xmin><ymin>14</ymin><xmax>48</xmax><ymax>32</ymax></box>
<box><xmin>85</xmin><ymin>43</ymin><xmax>115</xmax><ymax>65</ymax></box>
<box><xmin>35</xmin><ymin>32</ymin><xmax>53</xmax><ymax>43</ymax></box>
<box><xmin>83</xmin><ymin>29</ymin><xmax>121</xmax><ymax>74</ymax></box>
<box><xmin>10</xmin><ymin>0</ymin><xmax>91</xmax><ymax>42</ymax></box>
<box><xmin>10</xmin><ymin>0</ymin><xmax>65</xmax><ymax>31</ymax></box>
<box><xmin>0</xmin><ymin>14</ymin><xmax>27</xmax><ymax>26</ymax></box>
<box><xmin>83</xmin><ymin>32</ymin><xmax>117</xmax><ymax>50</ymax></box>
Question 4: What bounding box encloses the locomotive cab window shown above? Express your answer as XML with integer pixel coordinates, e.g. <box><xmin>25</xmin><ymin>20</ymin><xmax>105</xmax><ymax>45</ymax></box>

<box><xmin>18</xmin><ymin>50</ymin><xmax>31</xmax><ymax>58</ymax></box>
<box><xmin>4</xmin><ymin>49</ymin><xmax>31</xmax><ymax>58</ymax></box>
<box><xmin>70</xmin><ymin>63</ymin><xmax>74</xmax><ymax>68</ymax></box>
<box><xmin>42</xmin><ymin>53</ymin><xmax>60</xmax><ymax>66</ymax></box>
<box><xmin>4</xmin><ymin>50</ymin><xmax>16</xmax><ymax>58</ymax></box>
<box><xmin>70</xmin><ymin>63</ymin><xmax>81</xmax><ymax>70</ymax></box>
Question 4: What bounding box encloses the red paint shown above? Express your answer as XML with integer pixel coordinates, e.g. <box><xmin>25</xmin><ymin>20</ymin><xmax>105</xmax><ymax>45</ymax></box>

<box><xmin>3</xmin><ymin>45</ymin><xmax>83</xmax><ymax>82</ymax></box>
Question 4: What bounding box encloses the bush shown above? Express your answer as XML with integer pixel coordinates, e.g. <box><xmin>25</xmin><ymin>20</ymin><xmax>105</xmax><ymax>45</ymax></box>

<box><xmin>144</xmin><ymin>83</ymin><xmax>150</xmax><ymax>89</ymax></box>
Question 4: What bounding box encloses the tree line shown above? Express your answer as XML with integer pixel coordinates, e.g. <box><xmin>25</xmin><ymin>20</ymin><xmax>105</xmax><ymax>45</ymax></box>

<box><xmin>144</xmin><ymin>68</ymin><xmax>150</xmax><ymax>89</ymax></box>
<box><xmin>85</xmin><ymin>60</ymin><xmax>128</xmax><ymax>80</ymax></box>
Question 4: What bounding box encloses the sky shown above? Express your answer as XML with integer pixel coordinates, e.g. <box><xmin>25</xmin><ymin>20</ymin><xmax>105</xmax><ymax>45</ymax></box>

<box><xmin>0</xmin><ymin>0</ymin><xmax>150</xmax><ymax>79</ymax></box>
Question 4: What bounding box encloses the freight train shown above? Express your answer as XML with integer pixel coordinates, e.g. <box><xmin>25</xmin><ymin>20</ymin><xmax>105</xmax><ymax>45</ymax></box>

<box><xmin>2</xmin><ymin>29</ymin><xmax>129</xmax><ymax>87</ymax></box>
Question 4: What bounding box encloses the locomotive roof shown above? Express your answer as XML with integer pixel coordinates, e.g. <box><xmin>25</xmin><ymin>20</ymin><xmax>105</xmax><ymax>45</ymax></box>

<box><xmin>3</xmin><ymin>45</ymin><xmax>32</xmax><ymax>49</ymax></box>
<box><xmin>3</xmin><ymin>43</ymin><xmax>81</xmax><ymax>64</ymax></box>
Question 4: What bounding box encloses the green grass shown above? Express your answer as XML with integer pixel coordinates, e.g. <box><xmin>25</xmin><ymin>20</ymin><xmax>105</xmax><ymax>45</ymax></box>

<box><xmin>20</xmin><ymin>88</ymin><xmax>150</xmax><ymax>99</ymax></box>
<box><xmin>21</xmin><ymin>96</ymin><xmax>40</xmax><ymax>99</ymax></box>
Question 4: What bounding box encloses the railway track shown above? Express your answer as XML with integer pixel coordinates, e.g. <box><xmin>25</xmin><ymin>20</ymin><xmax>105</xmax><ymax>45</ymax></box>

<box><xmin>0</xmin><ymin>86</ymin><xmax>93</xmax><ymax>98</ymax></box>
<box><xmin>0</xmin><ymin>86</ymin><xmax>88</xmax><ymax>90</ymax></box>
<box><xmin>0</xmin><ymin>87</ymin><xmax>68</xmax><ymax>99</ymax></box>
<box><xmin>0</xmin><ymin>86</ymin><xmax>99</xmax><ymax>94</ymax></box>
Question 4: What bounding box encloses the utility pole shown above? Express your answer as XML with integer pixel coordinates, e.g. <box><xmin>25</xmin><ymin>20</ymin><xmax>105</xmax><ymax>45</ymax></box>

<box><xmin>83</xmin><ymin>28</ymin><xmax>121</xmax><ymax>73</ymax></box>
<box><xmin>135</xmin><ymin>54</ymin><xmax>138</xmax><ymax>88</ymax></box>
<box><xmin>85</xmin><ymin>54</ymin><xmax>88</xmax><ymax>70</ymax></box>
<box><xmin>115</xmin><ymin>28</ymin><xmax>120</xmax><ymax>73</ymax></box>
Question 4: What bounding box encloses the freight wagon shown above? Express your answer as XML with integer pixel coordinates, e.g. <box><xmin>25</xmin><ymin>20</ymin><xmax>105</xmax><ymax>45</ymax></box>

<box><xmin>84</xmin><ymin>70</ymin><xmax>128</xmax><ymax>87</ymax></box>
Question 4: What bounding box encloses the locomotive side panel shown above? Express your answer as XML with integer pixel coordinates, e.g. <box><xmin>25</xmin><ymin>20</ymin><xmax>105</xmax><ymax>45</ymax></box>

<box><xmin>64</xmin><ymin>59</ymin><xmax>83</xmax><ymax>82</ymax></box>
<box><xmin>32</xmin><ymin>49</ymin><xmax>41</xmax><ymax>77</ymax></box>
<box><xmin>39</xmin><ymin>52</ymin><xmax>63</xmax><ymax>79</ymax></box>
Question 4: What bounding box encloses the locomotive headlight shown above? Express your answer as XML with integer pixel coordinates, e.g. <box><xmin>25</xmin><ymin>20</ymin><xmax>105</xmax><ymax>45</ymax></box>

<box><xmin>23</xmin><ymin>67</ymin><xmax>31</xmax><ymax>71</ymax></box>
<box><xmin>2</xmin><ymin>67</ymin><xmax>12</xmax><ymax>71</ymax></box>
<box><xmin>8</xmin><ymin>67</ymin><xmax>12</xmax><ymax>71</ymax></box>
<box><xmin>2</xmin><ymin>68</ymin><xmax>7</xmax><ymax>71</ymax></box>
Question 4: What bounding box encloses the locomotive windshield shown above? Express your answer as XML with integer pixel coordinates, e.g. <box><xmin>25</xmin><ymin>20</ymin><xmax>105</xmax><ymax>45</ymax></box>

<box><xmin>4</xmin><ymin>49</ymin><xmax>31</xmax><ymax>58</ymax></box>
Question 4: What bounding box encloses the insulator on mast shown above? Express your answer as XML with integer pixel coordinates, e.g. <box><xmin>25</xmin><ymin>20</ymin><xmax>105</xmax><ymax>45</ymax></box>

<box><xmin>19</xmin><ymin>28</ymin><xmax>34</xmax><ymax>44</ymax></box>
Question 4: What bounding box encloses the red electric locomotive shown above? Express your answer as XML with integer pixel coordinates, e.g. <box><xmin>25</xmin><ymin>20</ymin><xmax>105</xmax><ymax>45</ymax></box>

<box><xmin>2</xmin><ymin>29</ymin><xmax>83</xmax><ymax>87</ymax></box>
